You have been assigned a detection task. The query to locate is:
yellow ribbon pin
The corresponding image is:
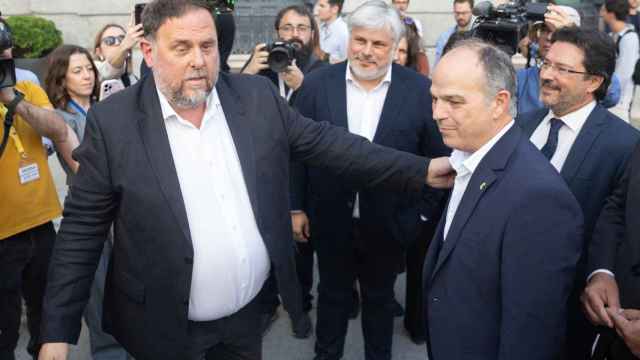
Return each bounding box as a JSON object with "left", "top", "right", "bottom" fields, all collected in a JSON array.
[{"left": 480, "top": 182, "right": 487, "bottom": 191}]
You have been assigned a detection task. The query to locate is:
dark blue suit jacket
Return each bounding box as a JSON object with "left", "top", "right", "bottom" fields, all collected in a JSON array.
[
  {"left": 517, "top": 105, "right": 639, "bottom": 281},
  {"left": 423, "top": 124, "right": 583, "bottom": 360},
  {"left": 292, "top": 62, "right": 449, "bottom": 249}
]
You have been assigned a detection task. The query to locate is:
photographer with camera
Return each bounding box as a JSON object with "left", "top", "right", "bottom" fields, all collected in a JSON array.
[
  {"left": 241, "top": 5, "right": 325, "bottom": 104},
  {"left": 240, "top": 5, "right": 326, "bottom": 339},
  {"left": 0, "top": 17, "right": 77, "bottom": 360}
]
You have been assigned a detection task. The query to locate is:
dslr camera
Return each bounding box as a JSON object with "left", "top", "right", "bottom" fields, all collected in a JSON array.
[
  {"left": 471, "top": 0, "right": 549, "bottom": 55},
  {"left": 0, "top": 15, "right": 16, "bottom": 89},
  {"left": 264, "top": 41, "right": 300, "bottom": 73}
]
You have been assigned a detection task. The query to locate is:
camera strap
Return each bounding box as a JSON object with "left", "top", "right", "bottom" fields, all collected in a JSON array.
[
  {"left": 0, "top": 90, "right": 25, "bottom": 159},
  {"left": 278, "top": 76, "right": 294, "bottom": 102}
]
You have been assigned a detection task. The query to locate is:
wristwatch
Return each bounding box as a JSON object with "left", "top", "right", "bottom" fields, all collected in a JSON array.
[
  {"left": 4, "top": 90, "right": 24, "bottom": 125},
  {"left": 6, "top": 89, "right": 24, "bottom": 111}
]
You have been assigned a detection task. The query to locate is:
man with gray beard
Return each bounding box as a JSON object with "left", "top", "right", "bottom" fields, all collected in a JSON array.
[
  {"left": 292, "top": 1, "right": 449, "bottom": 359},
  {"left": 36, "top": 0, "right": 454, "bottom": 359}
]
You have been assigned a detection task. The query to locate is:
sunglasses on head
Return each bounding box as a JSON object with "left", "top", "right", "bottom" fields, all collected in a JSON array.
[{"left": 102, "top": 35, "right": 125, "bottom": 46}]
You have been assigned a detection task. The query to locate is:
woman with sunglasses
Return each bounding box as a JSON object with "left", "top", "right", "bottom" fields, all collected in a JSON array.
[
  {"left": 44, "top": 44, "right": 134, "bottom": 360},
  {"left": 93, "top": 22, "right": 143, "bottom": 87}
]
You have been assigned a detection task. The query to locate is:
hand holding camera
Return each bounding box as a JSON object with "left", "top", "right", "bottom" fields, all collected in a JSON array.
[
  {"left": 281, "top": 59, "right": 304, "bottom": 91},
  {"left": 242, "top": 43, "right": 270, "bottom": 75},
  {"left": 544, "top": 5, "right": 576, "bottom": 33}
]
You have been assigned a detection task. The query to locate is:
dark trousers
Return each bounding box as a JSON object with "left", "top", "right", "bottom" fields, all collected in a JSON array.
[
  {"left": 260, "top": 240, "right": 314, "bottom": 314},
  {"left": 187, "top": 294, "right": 263, "bottom": 360},
  {"left": 404, "top": 219, "right": 438, "bottom": 340},
  {"left": 295, "top": 240, "right": 314, "bottom": 310},
  {"left": 0, "top": 222, "right": 55, "bottom": 360},
  {"left": 314, "top": 219, "right": 400, "bottom": 360}
]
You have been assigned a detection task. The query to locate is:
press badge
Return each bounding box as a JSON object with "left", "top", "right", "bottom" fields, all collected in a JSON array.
[
  {"left": 19, "top": 161, "right": 40, "bottom": 184},
  {"left": 8, "top": 126, "right": 40, "bottom": 184}
]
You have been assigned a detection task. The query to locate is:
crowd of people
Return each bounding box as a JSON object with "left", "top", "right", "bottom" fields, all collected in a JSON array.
[{"left": 3, "top": 0, "right": 640, "bottom": 360}]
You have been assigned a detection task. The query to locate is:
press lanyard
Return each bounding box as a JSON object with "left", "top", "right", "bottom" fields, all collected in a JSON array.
[
  {"left": 9, "top": 127, "right": 26, "bottom": 157},
  {"left": 278, "top": 76, "right": 293, "bottom": 102},
  {"left": 68, "top": 99, "right": 88, "bottom": 117},
  {"left": 9, "top": 126, "right": 41, "bottom": 184}
]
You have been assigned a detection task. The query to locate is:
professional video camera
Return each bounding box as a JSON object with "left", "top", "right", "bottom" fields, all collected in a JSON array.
[
  {"left": 205, "top": 0, "right": 236, "bottom": 13},
  {"left": 265, "top": 41, "right": 301, "bottom": 73},
  {"left": 471, "top": 0, "right": 549, "bottom": 55},
  {"left": 0, "top": 14, "right": 16, "bottom": 89}
]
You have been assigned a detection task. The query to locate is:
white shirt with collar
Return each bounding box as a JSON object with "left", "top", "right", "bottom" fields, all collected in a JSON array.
[
  {"left": 444, "top": 121, "right": 515, "bottom": 239},
  {"left": 530, "top": 101, "right": 595, "bottom": 172},
  {"left": 157, "top": 86, "right": 270, "bottom": 321},
  {"left": 320, "top": 16, "right": 349, "bottom": 63},
  {"left": 346, "top": 62, "right": 392, "bottom": 218}
]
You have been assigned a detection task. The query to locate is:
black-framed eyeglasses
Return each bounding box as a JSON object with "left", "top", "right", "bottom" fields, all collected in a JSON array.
[
  {"left": 540, "top": 60, "right": 591, "bottom": 76},
  {"left": 278, "top": 24, "right": 311, "bottom": 34},
  {"left": 102, "top": 35, "right": 125, "bottom": 47}
]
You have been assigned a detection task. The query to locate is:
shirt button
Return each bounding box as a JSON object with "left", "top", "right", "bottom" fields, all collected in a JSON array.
[{"left": 432, "top": 297, "right": 440, "bottom": 303}]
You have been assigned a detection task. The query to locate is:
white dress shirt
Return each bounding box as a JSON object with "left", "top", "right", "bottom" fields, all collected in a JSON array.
[
  {"left": 158, "top": 87, "right": 270, "bottom": 321},
  {"left": 346, "top": 63, "right": 392, "bottom": 218},
  {"left": 530, "top": 101, "right": 595, "bottom": 172},
  {"left": 444, "top": 121, "right": 515, "bottom": 240},
  {"left": 320, "top": 16, "right": 349, "bottom": 63}
]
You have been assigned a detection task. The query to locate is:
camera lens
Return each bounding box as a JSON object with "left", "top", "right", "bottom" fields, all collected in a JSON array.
[{"left": 268, "top": 47, "right": 291, "bottom": 73}]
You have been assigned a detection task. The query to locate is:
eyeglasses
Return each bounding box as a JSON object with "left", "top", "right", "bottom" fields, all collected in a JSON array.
[
  {"left": 540, "top": 60, "right": 591, "bottom": 76},
  {"left": 101, "top": 35, "right": 125, "bottom": 47},
  {"left": 278, "top": 24, "right": 311, "bottom": 34}
]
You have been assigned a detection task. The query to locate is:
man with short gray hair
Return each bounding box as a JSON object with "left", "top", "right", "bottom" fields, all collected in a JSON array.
[
  {"left": 293, "top": 1, "right": 449, "bottom": 359},
  {"left": 425, "top": 38, "right": 583, "bottom": 359}
]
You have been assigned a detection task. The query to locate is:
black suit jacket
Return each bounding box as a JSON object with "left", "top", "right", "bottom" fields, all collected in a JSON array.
[
  {"left": 518, "top": 105, "right": 639, "bottom": 282},
  {"left": 291, "top": 62, "right": 449, "bottom": 250},
  {"left": 423, "top": 125, "right": 583, "bottom": 360},
  {"left": 40, "top": 72, "right": 430, "bottom": 359},
  {"left": 590, "top": 143, "right": 640, "bottom": 360}
]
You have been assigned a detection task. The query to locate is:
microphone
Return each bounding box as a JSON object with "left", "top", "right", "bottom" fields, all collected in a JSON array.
[{"left": 472, "top": 1, "right": 494, "bottom": 17}]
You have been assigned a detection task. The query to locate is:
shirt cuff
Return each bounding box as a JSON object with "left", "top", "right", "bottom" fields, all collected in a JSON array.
[
  {"left": 290, "top": 210, "right": 304, "bottom": 214},
  {"left": 587, "top": 269, "right": 615, "bottom": 283}
]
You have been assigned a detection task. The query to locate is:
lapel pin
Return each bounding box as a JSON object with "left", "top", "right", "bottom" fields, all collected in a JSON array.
[{"left": 480, "top": 182, "right": 487, "bottom": 191}]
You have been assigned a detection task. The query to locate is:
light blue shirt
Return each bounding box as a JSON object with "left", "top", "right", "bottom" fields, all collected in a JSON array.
[
  {"left": 320, "top": 16, "right": 349, "bottom": 63},
  {"left": 434, "top": 25, "right": 457, "bottom": 67},
  {"left": 16, "top": 67, "right": 40, "bottom": 86}
]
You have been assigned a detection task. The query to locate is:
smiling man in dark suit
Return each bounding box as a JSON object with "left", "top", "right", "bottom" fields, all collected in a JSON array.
[
  {"left": 425, "top": 38, "right": 583, "bottom": 360},
  {"left": 35, "top": 1, "right": 453, "bottom": 359},
  {"left": 516, "top": 27, "right": 639, "bottom": 358}
]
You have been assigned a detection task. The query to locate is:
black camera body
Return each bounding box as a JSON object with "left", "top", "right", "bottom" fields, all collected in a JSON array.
[
  {"left": 0, "top": 16, "right": 16, "bottom": 89},
  {"left": 205, "top": 0, "right": 236, "bottom": 13},
  {"left": 265, "top": 41, "right": 300, "bottom": 73},
  {"left": 472, "top": 1, "right": 549, "bottom": 55},
  {"left": 0, "top": 21, "right": 16, "bottom": 89}
]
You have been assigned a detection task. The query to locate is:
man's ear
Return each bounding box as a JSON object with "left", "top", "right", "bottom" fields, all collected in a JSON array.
[
  {"left": 492, "top": 89, "right": 512, "bottom": 119},
  {"left": 140, "top": 38, "right": 154, "bottom": 68},
  {"left": 586, "top": 74, "right": 605, "bottom": 98}
]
